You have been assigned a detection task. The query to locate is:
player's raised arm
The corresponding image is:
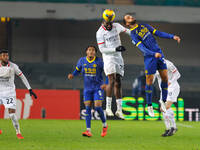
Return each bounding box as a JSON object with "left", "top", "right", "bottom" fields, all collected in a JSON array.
[
  {"left": 115, "top": 23, "right": 131, "bottom": 35},
  {"left": 14, "top": 64, "right": 37, "bottom": 99},
  {"left": 145, "top": 24, "right": 181, "bottom": 43}
]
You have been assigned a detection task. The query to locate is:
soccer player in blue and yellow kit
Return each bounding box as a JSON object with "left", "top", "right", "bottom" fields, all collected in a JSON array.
[
  {"left": 123, "top": 14, "right": 181, "bottom": 117},
  {"left": 68, "top": 45, "right": 108, "bottom": 137}
]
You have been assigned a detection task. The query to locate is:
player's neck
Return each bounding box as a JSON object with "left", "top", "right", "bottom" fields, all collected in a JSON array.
[
  {"left": 1, "top": 61, "right": 8, "bottom": 66},
  {"left": 87, "top": 56, "right": 95, "bottom": 61},
  {"left": 129, "top": 23, "right": 138, "bottom": 29}
]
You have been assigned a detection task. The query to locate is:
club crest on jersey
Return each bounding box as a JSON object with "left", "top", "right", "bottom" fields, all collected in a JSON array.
[{"left": 93, "top": 64, "right": 97, "bottom": 67}]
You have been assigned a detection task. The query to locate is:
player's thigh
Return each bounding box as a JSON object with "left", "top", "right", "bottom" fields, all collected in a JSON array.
[
  {"left": 115, "top": 63, "right": 124, "bottom": 77},
  {"left": 158, "top": 69, "right": 168, "bottom": 82},
  {"left": 158, "top": 58, "right": 168, "bottom": 81},
  {"left": 83, "top": 90, "right": 93, "bottom": 104},
  {"left": 1, "top": 97, "right": 16, "bottom": 110},
  {"left": 104, "top": 62, "right": 117, "bottom": 76},
  {"left": 167, "top": 87, "right": 180, "bottom": 103},
  {"left": 144, "top": 57, "right": 157, "bottom": 75},
  {"left": 94, "top": 89, "right": 104, "bottom": 107}
]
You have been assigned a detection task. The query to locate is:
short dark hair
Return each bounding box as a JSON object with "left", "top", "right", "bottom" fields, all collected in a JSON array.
[
  {"left": 85, "top": 45, "right": 97, "bottom": 53},
  {"left": 0, "top": 49, "right": 8, "bottom": 54}
]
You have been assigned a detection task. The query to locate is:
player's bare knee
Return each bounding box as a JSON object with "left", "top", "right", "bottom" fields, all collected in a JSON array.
[
  {"left": 84, "top": 102, "right": 92, "bottom": 107},
  {"left": 162, "top": 77, "right": 168, "bottom": 83},
  {"left": 94, "top": 101, "right": 102, "bottom": 107},
  {"left": 114, "top": 81, "right": 121, "bottom": 89},
  {"left": 8, "top": 108, "right": 15, "bottom": 114}
]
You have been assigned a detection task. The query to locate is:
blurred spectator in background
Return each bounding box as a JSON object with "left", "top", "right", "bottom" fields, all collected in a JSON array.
[{"left": 132, "top": 70, "right": 157, "bottom": 98}]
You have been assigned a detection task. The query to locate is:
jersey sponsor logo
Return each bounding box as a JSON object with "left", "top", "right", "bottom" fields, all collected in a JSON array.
[
  {"left": 93, "top": 64, "right": 97, "bottom": 67},
  {"left": 84, "top": 68, "right": 96, "bottom": 74},
  {"left": 138, "top": 25, "right": 150, "bottom": 40},
  {"left": 104, "top": 33, "right": 119, "bottom": 43}
]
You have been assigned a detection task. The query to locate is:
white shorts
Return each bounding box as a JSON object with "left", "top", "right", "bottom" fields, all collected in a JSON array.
[
  {"left": 0, "top": 96, "right": 16, "bottom": 109},
  {"left": 103, "top": 56, "right": 124, "bottom": 76},
  {"left": 160, "top": 87, "right": 180, "bottom": 103}
]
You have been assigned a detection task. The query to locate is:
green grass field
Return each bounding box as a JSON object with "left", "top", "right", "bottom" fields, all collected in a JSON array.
[{"left": 0, "top": 119, "right": 199, "bottom": 150}]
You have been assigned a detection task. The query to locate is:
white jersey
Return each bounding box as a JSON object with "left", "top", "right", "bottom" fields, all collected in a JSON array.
[
  {"left": 0, "top": 61, "right": 31, "bottom": 97},
  {"left": 155, "top": 59, "right": 181, "bottom": 89},
  {"left": 96, "top": 23, "right": 130, "bottom": 76}
]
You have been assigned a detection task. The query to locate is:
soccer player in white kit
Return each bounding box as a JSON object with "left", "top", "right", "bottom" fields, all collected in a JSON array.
[
  {"left": 96, "top": 9, "right": 130, "bottom": 119},
  {"left": 0, "top": 49, "right": 37, "bottom": 139},
  {"left": 155, "top": 59, "right": 180, "bottom": 137}
]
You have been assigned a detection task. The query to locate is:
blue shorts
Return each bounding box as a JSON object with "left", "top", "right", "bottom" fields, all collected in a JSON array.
[
  {"left": 144, "top": 56, "right": 167, "bottom": 75},
  {"left": 83, "top": 89, "right": 104, "bottom": 102}
]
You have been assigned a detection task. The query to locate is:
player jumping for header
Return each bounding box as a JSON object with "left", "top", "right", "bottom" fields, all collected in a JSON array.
[
  {"left": 0, "top": 49, "right": 37, "bottom": 139},
  {"left": 123, "top": 14, "right": 181, "bottom": 117},
  {"left": 96, "top": 9, "right": 130, "bottom": 119},
  {"left": 68, "top": 46, "right": 107, "bottom": 137}
]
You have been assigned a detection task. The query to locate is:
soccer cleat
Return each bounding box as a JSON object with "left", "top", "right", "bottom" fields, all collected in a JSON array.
[
  {"left": 82, "top": 130, "right": 92, "bottom": 137},
  {"left": 17, "top": 133, "right": 24, "bottom": 139},
  {"left": 115, "top": 110, "right": 125, "bottom": 119},
  {"left": 106, "top": 109, "right": 114, "bottom": 116},
  {"left": 147, "top": 106, "right": 155, "bottom": 117},
  {"left": 173, "top": 128, "right": 178, "bottom": 134},
  {"left": 0, "top": 129, "right": 2, "bottom": 134},
  {"left": 168, "top": 127, "right": 177, "bottom": 136},
  {"left": 159, "top": 100, "right": 167, "bottom": 113},
  {"left": 101, "top": 125, "right": 108, "bottom": 137},
  {"left": 161, "top": 129, "right": 170, "bottom": 137}
]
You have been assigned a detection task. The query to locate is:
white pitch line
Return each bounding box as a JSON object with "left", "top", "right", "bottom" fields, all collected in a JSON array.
[{"left": 176, "top": 123, "right": 194, "bottom": 128}]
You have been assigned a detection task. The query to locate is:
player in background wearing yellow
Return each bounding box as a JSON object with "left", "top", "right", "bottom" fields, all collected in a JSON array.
[
  {"left": 68, "top": 46, "right": 108, "bottom": 137},
  {"left": 96, "top": 9, "right": 130, "bottom": 119}
]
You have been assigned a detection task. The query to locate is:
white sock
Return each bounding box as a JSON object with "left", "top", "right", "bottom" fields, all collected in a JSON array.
[
  {"left": 168, "top": 108, "right": 177, "bottom": 128},
  {"left": 103, "top": 122, "right": 107, "bottom": 128},
  {"left": 163, "top": 112, "right": 171, "bottom": 130},
  {"left": 87, "top": 128, "right": 91, "bottom": 132},
  {"left": 116, "top": 99, "right": 122, "bottom": 111},
  {"left": 9, "top": 113, "right": 20, "bottom": 134},
  {"left": 106, "top": 97, "right": 112, "bottom": 110}
]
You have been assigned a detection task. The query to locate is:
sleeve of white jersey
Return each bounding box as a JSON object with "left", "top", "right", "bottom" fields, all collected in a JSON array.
[
  {"left": 14, "top": 64, "right": 31, "bottom": 90},
  {"left": 96, "top": 31, "right": 116, "bottom": 54},
  {"left": 167, "top": 60, "right": 181, "bottom": 83},
  {"left": 115, "top": 23, "right": 131, "bottom": 35}
]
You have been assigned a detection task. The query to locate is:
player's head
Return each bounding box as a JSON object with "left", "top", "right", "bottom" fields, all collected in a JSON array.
[
  {"left": 0, "top": 49, "right": 9, "bottom": 64},
  {"left": 85, "top": 45, "right": 97, "bottom": 58},
  {"left": 102, "top": 9, "right": 115, "bottom": 31},
  {"left": 123, "top": 14, "right": 137, "bottom": 28}
]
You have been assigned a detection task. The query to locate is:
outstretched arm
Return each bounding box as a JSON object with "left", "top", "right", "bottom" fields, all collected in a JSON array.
[{"left": 145, "top": 24, "right": 181, "bottom": 43}]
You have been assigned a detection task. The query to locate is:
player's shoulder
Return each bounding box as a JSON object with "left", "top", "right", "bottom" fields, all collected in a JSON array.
[
  {"left": 96, "top": 25, "right": 105, "bottom": 34},
  {"left": 113, "top": 22, "right": 120, "bottom": 26},
  {"left": 9, "top": 61, "right": 18, "bottom": 68},
  {"left": 96, "top": 57, "right": 103, "bottom": 62}
]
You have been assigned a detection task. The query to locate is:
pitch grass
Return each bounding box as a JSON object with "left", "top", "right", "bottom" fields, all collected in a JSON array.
[{"left": 0, "top": 119, "right": 199, "bottom": 150}]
